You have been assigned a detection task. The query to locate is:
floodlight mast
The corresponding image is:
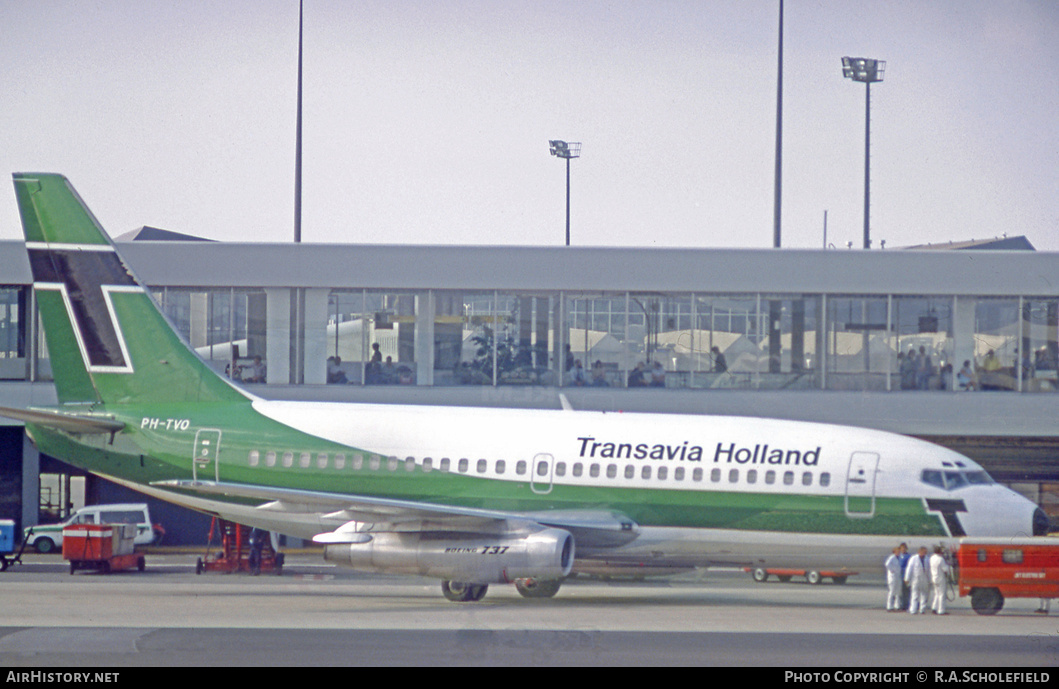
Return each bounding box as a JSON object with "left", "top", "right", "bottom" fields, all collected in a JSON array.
[
  {"left": 549, "top": 140, "right": 581, "bottom": 246},
  {"left": 841, "top": 57, "right": 885, "bottom": 250}
]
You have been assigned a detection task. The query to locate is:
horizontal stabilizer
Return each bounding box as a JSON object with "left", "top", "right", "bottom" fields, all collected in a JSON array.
[{"left": 0, "top": 405, "right": 125, "bottom": 434}]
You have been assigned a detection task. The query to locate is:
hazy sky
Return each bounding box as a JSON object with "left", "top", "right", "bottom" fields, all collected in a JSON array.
[{"left": 1, "top": 0, "right": 1056, "bottom": 251}]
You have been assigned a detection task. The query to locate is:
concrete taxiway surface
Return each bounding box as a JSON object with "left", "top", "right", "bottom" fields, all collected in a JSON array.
[{"left": 0, "top": 552, "right": 1056, "bottom": 666}]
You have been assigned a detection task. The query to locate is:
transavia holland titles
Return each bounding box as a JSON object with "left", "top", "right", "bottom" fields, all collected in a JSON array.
[{"left": 576, "top": 436, "right": 821, "bottom": 465}]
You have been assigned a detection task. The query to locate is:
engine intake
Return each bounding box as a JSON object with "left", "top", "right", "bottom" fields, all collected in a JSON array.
[{"left": 324, "top": 527, "right": 574, "bottom": 584}]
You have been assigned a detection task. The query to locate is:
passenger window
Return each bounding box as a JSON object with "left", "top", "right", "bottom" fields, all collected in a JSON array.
[
  {"left": 624, "top": 465, "right": 635, "bottom": 479},
  {"left": 317, "top": 453, "right": 329, "bottom": 469},
  {"left": 496, "top": 460, "right": 505, "bottom": 474},
  {"left": 299, "top": 452, "right": 311, "bottom": 468},
  {"left": 674, "top": 467, "right": 684, "bottom": 481},
  {"left": 266, "top": 451, "right": 277, "bottom": 467},
  {"left": 765, "top": 470, "right": 775, "bottom": 485},
  {"left": 248, "top": 450, "right": 260, "bottom": 467},
  {"left": 477, "top": 459, "right": 488, "bottom": 474},
  {"left": 335, "top": 454, "right": 346, "bottom": 470},
  {"left": 405, "top": 457, "right": 416, "bottom": 472},
  {"left": 422, "top": 457, "right": 433, "bottom": 472},
  {"left": 536, "top": 460, "right": 549, "bottom": 477},
  {"left": 351, "top": 453, "right": 363, "bottom": 470},
  {"left": 439, "top": 457, "right": 450, "bottom": 472},
  {"left": 458, "top": 458, "right": 469, "bottom": 473},
  {"left": 658, "top": 466, "right": 667, "bottom": 480},
  {"left": 590, "top": 464, "right": 601, "bottom": 478},
  {"left": 369, "top": 455, "right": 381, "bottom": 471},
  {"left": 515, "top": 460, "right": 526, "bottom": 475},
  {"left": 641, "top": 466, "right": 652, "bottom": 480},
  {"left": 572, "top": 463, "right": 583, "bottom": 477},
  {"left": 728, "top": 469, "right": 738, "bottom": 483},
  {"left": 802, "top": 472, "right": 812, "bottom": 486},
  {"left": 606, "top": 464, "right": 617, "bottom": 479},
  {"left": 819, "top": 472, "right": 830, "bottom": 487},
  {"left": 783, "top": 471, "right": 794, "bottom": 485},
  {"left": 555, "top": 462, "right": 566, "bottom": 477},
  {"left": 1002, "top": 549, "right": 1023, "bottom": 564},
  {"left": 386, "top": 456, "right": 398, "bottom": 472},
  {"left": 710, "top": 468, "right": 721, "bottom": 483},
  {"left": 746, "top": 469, "right": 756, "bottom": 484},
  {"left": 692, "top": 468, "right": 703, "bottom": 482},
  {"left": 283, "top": 452, "right": 294, "bottom": 468}
]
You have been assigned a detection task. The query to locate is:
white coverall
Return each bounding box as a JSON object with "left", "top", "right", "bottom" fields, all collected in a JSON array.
[
  {"left": 884, "top": 553, "right": 903, "bottom": 611},
  {"left": 905, "top": 554, "right": 929, "bottom": 614},
  {"left": 929, "top": 552, "right": 951, "bottom": 614}
]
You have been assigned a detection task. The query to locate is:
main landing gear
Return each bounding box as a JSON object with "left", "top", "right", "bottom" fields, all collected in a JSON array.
[{"left": 440, "top": 578, "right": 564, "bottom": 602}]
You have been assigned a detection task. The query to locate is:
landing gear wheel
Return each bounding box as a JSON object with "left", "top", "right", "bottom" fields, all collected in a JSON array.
[
  {"left": 751, "top": 568, "right": 768, "bottom": 583},
  {"left": 515, "top": 578, "right": 563, "bottom": 598},
  {"left": 970, "top": 587, "right": 1004, "bottom": 615},
  {"left": 442, "top": 580, "right": 488, "bottom": 602},
  {"left": 806, "top": 570, "right": 821, "bottom": 585}
]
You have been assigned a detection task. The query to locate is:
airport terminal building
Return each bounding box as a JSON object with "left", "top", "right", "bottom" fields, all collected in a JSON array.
[{"left": 1, "top": 235, "right": 1057, "bottom": 543}]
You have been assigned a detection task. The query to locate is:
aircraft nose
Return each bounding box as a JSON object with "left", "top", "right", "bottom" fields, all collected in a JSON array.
[{"left": 1033, "top": 507, "right": 1051, "bottom": 536}]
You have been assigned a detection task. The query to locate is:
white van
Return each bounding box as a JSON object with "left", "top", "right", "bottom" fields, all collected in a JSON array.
[{"left": 23, "top": 503, "right": 161, "bottom": 553}]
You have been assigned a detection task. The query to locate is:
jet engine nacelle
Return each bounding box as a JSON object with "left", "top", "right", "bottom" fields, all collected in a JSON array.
[{"left": 323, "top": 527, "right": 575, "bottom": 584}]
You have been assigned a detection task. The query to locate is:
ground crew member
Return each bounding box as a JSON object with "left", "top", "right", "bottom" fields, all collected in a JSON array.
[
  {"left": 929, "top": 546, "right": 951, "bottom": 615},
  {"left": 884, "top": 546, "right": 903, "bottom": 611},
  {"left": 905, "top": 546, "right": 930, "bottom": 614}
]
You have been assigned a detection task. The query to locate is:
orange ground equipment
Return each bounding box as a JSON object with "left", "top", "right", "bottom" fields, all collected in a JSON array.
[
  {"left": 196, "top": 518, "right": 284, "bottom": 576},
  {"left": 62, "top": 523, "right": 145, "bottom": 574},
  {"left": 956, "top": 537, "right": 1059, "bottom": 615}
]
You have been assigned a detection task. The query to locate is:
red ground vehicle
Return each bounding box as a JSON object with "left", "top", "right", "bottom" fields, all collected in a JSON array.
[
  {"left": 62, "top": 523, "right": 145, "bottom": 574},
  {"left": 957, "top": 537, "right": 1059, "bottom": 615}
]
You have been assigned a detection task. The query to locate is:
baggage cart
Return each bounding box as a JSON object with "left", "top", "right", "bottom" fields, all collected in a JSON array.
[{"left": 63, "top": 523, "right": 145, "bottom": 574}]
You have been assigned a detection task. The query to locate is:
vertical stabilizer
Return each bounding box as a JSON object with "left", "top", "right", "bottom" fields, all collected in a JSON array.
[{"left": 14, "top": 173, "right": 250, "bottom": 405}]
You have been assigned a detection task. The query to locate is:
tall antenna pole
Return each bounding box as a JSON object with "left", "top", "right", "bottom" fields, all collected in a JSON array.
[
  {"left": 772, "top": 0, "right": 783, "bottom": 248},
  {"left": 294, "top": 0, "right": 303, "bottom": 243}
]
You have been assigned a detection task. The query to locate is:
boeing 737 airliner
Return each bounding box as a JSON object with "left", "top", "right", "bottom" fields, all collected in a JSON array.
[{"left": 1, "top": 173, "right": 1047, "bottom": 601}]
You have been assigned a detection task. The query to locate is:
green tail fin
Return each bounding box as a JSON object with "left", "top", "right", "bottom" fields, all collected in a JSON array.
[{"left": 14, "top": 173, "right": 249, "bottom": 406}]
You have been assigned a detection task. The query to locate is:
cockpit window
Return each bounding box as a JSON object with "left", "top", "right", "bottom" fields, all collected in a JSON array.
[
  {"left": 964, "top": 471, "right": 993, "bottom": 486},
  {"left": 921, "top": 470, "right": 945, "bottom": 490},
  {"left": 920, "top": 468, "right": 993, "bottom": 491}
]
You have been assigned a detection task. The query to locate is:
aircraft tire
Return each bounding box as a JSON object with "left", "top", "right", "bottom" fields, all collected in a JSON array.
[
  {"left": 442, "top": 580, "right": 489, "bottom": 602},
  {"left": 806, "top": 570, "right": 822, "bottom": 585},
  {"left": 970, "top": 587, "right": 1004, "bottom": 615},
  {"left": 515, "top": 578, "right": 563, "bottom": 598},
  {"left": 751, "top": 568, "right": 769, "bottom": 583}
]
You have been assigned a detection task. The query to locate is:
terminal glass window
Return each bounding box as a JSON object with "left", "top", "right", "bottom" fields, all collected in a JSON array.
[
  {"left": 0, "top": 287, "right": 27, "bottom": 380},
  {"left": 1021, "top": 298, "right": 1058, "bottom": 393},
  {"left": 825, "top": 296, "right": 890, "bottom": 391},
  {"left": 157, "top": 288, "right": 266, "bottom": 381},
  {"left": 973, "top": 298, "right": 1019, "bottom": 391},
  {"left": 328, "top": 290, "right": 421, "bottom": 386},
  {"left": 564, "top": 292, "right": 628, "bottom": 388},
  {"left": 892, "top": 296, "right": 953, "bottom": 391},
  {"left": 493, "top": 293, "right": 558, "bottom": 386}
]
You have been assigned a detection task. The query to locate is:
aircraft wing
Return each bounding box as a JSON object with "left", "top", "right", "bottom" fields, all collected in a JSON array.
[
  {"left": 155, "top": 479, "right": 639, "bottom": 548},
  {"left": 0, "top": 405, "right": 125, "bottom": 434}
]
